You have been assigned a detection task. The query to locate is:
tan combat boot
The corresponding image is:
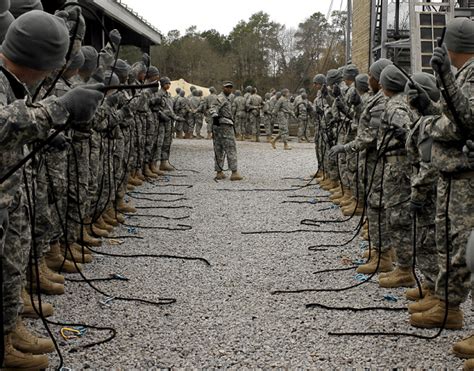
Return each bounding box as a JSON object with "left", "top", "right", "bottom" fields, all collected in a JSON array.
[
  {"left": 11, "top": 319, "right": 54, "bottom": 354},
  {"left": 86, "top": 224, "right": 108, "bottom": 238},
  {"left": 410, "top": 300, "right": 463, "bottom": 329},
  {"left": 95, "top": 216, "right": 114, "bottom": 232},
  {"left": 39, "top": 258, "right": 64, "bottom": 284},
  {"left": 136, "top": 169, "right": 146, "bottom": 181},
  {"left": 266, "top": 136, "right": 273, "bottom": 143},
  {"left": 160, "top": 160, "right": 175, "bottom": 171},
  {"left": 28, "top": 264, "right": 65, "bottom": 295},
  {"left": 454, "top": 335, "right": 474, "bottom": 359},
  {"left": 356, "top": 249, "right": 393, "bottom": 274},
  {"left": 406, "top": 282, "right": 430, "bottom": 301},
  {"left": 408, "top": 292, "right": 441, "bottom": 314},
  {"left": 78, "top": 228, "right": 101, "bottom": 247},
  {"left": 283, "top": 142, "right": 292, "bottom": 150},
  {"left": 215, "top": 171, "right": 226, "bottom": 180},
  {"left": 21, "top": 289, "right": 54, "bottom": 318},
  {"left": 176, "top": 131, "right": 184, "bottom": 139},
  {"left": 117, "top": 197, "right": 137, "bottom": 214},
  {"left": 61, "top": 244, "right": 93, "bottom": 264},
  {"left": 464, "top": 358, "right": 474, "bottom": 371},
  {"left": 143, "top": 163, "right": 158, "bottom": 178},
  {"left": 150, "top": 162, "right": 165, "bottom": 176},
  {"left": 107, "top": 208, "right": 125, "bottom": 224},
  {"left": 3, "top": 333, "right": 49, "bottom": 370},
  {"left": 230, "top": 171, "right": 243, "bottom": 181},
  {"left": 45, "top": 242, "right": 82, "bottom": 273},
  {"left": 378, "top": 266, "right": 415, "bottom": 288},
  {"left": 129, "top": 171, "right": 143, "bottom": 186}
]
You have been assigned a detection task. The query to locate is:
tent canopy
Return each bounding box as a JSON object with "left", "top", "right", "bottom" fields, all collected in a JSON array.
[{"left": 170, "top": 78, "right": 210, "bottom": 97}]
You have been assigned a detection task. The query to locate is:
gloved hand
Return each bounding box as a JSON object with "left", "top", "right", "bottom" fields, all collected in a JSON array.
[
  {"left": 407, "top": 83, "right": 431, "bottom": 114},
  {"left": 463, "top": 139, "right": 474, "bottom": 168},
  {"left": 315, "top": 106, "right": 324, "bottom": 116},
  {"left": 430, "top": 44, "right": 451, "bottom": 76},
  {"left": 109, "top": 29, "right": 121, "bottom": 46},
  {"left": 349, "top": 90, "right": 361, "bottom": 106},
  {"left": 332, "top": 84, "right": 341, "bottom": 97},
  {"left": 142, "top": 53, "right": 151, "bottom": 68},
  {"left": 106, "top": 93, "right": 119, "bottom": 107},
  {"left": 329, "top": 144, "right": 345, "bottom": 159},
  {"left": 55, "top": 6, "right": 85, "bottom": 42},
  {"left": 321, "top": 84, "right": 328, "bottom": 97},
  {"left": 410, "top": 200, "right": 425, "bottom": 213},
  {"left": 158, "top": 111, "right": 171, "bottom": 122},
  {"left": 48, "top": 133, "right": 70, "bottom": 152},
  {"left": 58, "top": 84, "right": 105, "bottom": 123},
  {"left": 391, "top": 126, "right": 407, "bottom": 142},
  {"left": 0, "top": 207, "right": 8, "bottom": 244},
  {"left": 212, "top": 115, "right": 220, "bottom": 126},
  {"left": 335, "top": 98, "right": 345, "bottom": 110}
]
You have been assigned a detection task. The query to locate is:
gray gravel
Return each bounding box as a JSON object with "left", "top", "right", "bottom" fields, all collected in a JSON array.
[{"left": 31, "top": 137, "right": 471, "bottom": 369}]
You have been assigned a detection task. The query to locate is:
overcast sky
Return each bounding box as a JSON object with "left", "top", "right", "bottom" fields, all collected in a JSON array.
[{"left": 121, "top": 0, "right": 340, "bottom": 36}]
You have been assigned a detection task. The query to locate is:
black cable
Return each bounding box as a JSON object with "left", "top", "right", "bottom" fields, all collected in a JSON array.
[
  {"left": 129, "top": 191, "right": 185, "bottom": 196},
  {"left": 127, "top": 195, "right": 188, "bottom": 202},
  {"left": 130, "top": 214, "right": 190, "bottom": 221},
  {"left": 306, "top": 303, "right": 406, "bottom": 312},
  {"left": 121, "top": 223, "right": 192, "bottom": 231}
]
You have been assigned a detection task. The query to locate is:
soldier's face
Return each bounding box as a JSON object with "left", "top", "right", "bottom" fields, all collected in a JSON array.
[
  {"left": 163, "top": 83, "right": 171, "bottom": 91},
  {"left": 223, "top": 86, "right": 233, "bottom": 95},
  {"left": 314, "top": 83, "right": 322, "bottom": 91}
]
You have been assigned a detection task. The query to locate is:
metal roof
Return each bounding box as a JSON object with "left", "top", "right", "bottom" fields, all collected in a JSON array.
[{"left": 88, "top": 0, "right": 162, "bottom": 44}]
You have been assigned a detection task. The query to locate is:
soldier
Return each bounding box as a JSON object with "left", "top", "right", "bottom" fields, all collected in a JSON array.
[
  {"left": 262, "top": 92, "right": 273, "bottom": 142},
  {"left": 174, "top": 89, "right": 188, "bottom": 139},
  {"left": 210, "top": 81, "right": 243, "bottom": 181},
  {"left": 246, "top": 87, "right": 263, "bottom": 142},
  {"left": 204, "top": 86, "right": 218, "bottom": 139},
  {"left": 271, "top": 88, "right": 295, "bottom": 150},
  {"left": 231, "top": 90, "right": 246, "bottom": 141},
  {"left": 0, "top": 10, "right": 103, "bottom": 369},
  {"left": 295, "top": 92, "right": 312, "bottom": 143},
  {"left": 404, "top": 72, "right": 441, "bottom": 306},
  {"left": 143, "top": 65, "right": 161, "bottom": 178},
  {"left": 329, "top": 59, "right": 393, "bottom": 271},
  {"left": 186, "top": 89, "right": 200, "bottom": 139},
  {"left": 410, "top": 17, "right": 474, "bottom": 332},
  {"left": 243, "top": 85, "right": 253, "bottom": 139},
  {"left": 313, "top": 74, "right": 328, "bottom": 179}
]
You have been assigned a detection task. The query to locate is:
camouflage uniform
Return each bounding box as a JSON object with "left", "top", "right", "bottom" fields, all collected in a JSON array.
[
  {"left": 344, "top": 90, "right": 388, "bottom": 250},
  {"left": 246, "top": 93, "right": 263, "bottom": 138},
  {"left": 156, "top": 87, "right": 178, "bottom": 162},
  {"left": 0, "top": 66, "right": 69, "bottom": 332},
  {"left": 426, "top": 57, "right": 474, "bottom": 305},
  {"left": 381, "top": 93, "right": 416, "bottom": 267},
  {"left": 231, "top": 94, "right": 246, "bottom": 137},
  {"left": 210, "top": 92, "right": 238, "bottom": 172},
  {"left": 204, "top": 91, "right": 219, "bottom": 136},
  {"left": 174, "top": 94, "right": 189, "bottom": 135},
  {"left": 262, "top": 96, "right": 272, "bottom": 139},
  {"left": 273, "top": 95, "right": 294, "bottom": 143},
  {"left": 407, "top": 115, "right": 439, "bottom": 290},
  {"left": 296, "top": 98, "right": 312, "bottom": 141},
  {"left": 187, "top": 92, "right": 201, "bottom": 137}
]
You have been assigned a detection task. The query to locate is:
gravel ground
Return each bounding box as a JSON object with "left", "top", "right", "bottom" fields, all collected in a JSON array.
[{"left": 31, "top": 137, "right": 471, "bottom": 369}]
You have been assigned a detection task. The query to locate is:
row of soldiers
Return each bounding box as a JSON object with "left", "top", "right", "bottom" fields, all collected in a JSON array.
[
  {"left": 311, "top": 17, "right": 474, "bottom": 369},
  {"left": 171, "top": 84, "right": 314, "bottom": 147},
  {"left": 0, "top": 3, "right": 190, "bottom": 369}
]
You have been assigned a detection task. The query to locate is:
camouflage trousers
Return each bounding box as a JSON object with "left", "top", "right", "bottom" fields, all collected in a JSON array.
[
  {"left": 345, "top": 152, "right": 359, "bottom": 198},
  {"left": 132, "top": 116, "right": 145, "bottom": 171},
  {"left": 96, "top": 136, "right": 114, "bottom": 215},
  {"left": 276, "top": 113, "right": 289, "bottom": 143},
  {"left": 213, "top": 124, "right": 238, "bottom": 172},
  {"left": 144, "top": 113, "right": 158, "bottom": 163},
  {"left": 264, "top": 114, "right": 273, "bottom": 138},
  {"left": 88, "top": 132, "right": 102, "bottom": 218},
  {"left": 194, "top": 114, "right": 205, "bottom": 137},
  {"left": 160, "top": 120, "right": 173, "bottom": 162},
  {"left": 3, "top": 190, "right": 30, "bottom": 333},
  {"left": 113, "top": 131, "right": 126, "bottom": 197},
  {"left": 184, "top": 114, "right": 195, "bottom": 135},
  {"left": 416, "top": 223, "right": 438, "bottom": 290},
  {"left": 205, "top": 114, "right": 213, "bottom": 134},
  {"left": 66, "top": 139, "right": 90, "bottom": 243},
  {"left": 297, "top": 118, "right": 310, "bottom": 140},
  {"left": 367, "top": 159, "right": 388, "bottom": 252},
  {"left": 248, "top": 111, "right": 260, "bottom": 136},
  {"left": 44, "top": 149, "right": 67, "bottom": 242},
  {"left": 384, "top": 159, "right": 413, "bottom": 267},
  {"left": 434, "top": 176, "right": 474, "bottom": 305},
  {"left": 234, "top": 113, "right": 246, "bottom": 137},
  {"left": 32, "top": 158, "right": 52, "bottom": 258}
]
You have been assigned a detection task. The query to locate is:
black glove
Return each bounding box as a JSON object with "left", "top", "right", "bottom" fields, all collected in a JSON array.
[
  {"left": 142, "top": 53, "right": 151, "bottom": 68},
  {"left": 48, "top": 133, "right": 70, "bottom": 152},
  {"left": 410, "top": 200, "right": 425, "bottom": 213},
  {"left": 321, "top": 84, "right": 328, "bottom": 97},
  {"left": 58, "top": 84, "right": 105, "bottom": 123},
  {"left": 329, "top": 144, "right": 345, "bottom": 159},
  {"left": 391, "top": 127, "right": 407, "bottom": 142},
  {"left": 315, "top": 106, "right": 324, "bottom": 116},
  {"left": 407, "top": 83, "right": 431, "bottom": 114},
  {"left": 0, "top": 207, "right": 8, "bottom": 244},
  {"left": 158, "top": 111, "right": 171, "bottom": 122},
  {"left": 349, "top": 90, "right": 361, "bottom": 106},
  {"left": 106, "top": 93, "right": 119, "bottom": 107},
  {"left": 109, "top": 29, "right": 121, "bottom": 46},
  {"left": 332, "top": 84, "right": 341, "bottom": 97},
  {"left": 212, "top": 115, "right": 220, "bottom": 126},
  {"left": 430, "top": 44, "right": 451, "bottom": 76},
  {"left": 463, "top": 140, "right": 474, "bottom": 168}
]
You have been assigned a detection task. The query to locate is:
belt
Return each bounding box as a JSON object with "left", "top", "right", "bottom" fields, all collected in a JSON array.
[
  {"left": 441, "top": 170, "right": 474, "bottom": 180},
  {"left": 384, "top": 154, "right": 406, "bottom": 164}
]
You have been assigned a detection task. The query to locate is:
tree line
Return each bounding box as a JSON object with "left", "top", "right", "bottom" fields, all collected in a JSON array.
[{"left": 120, "top": 10, "right": 347, "bottom": 96}]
